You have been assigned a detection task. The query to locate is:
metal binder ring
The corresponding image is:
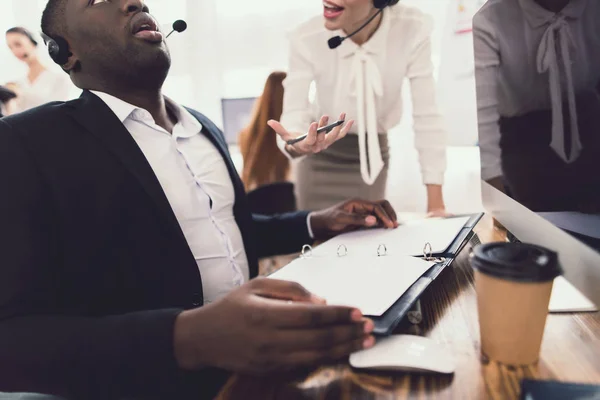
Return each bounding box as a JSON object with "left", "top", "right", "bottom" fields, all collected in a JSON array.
[
  {"left": 337, "top": 244, "right": 348, "bottom": 257},
  {"left": 301, "top": 244, "right": 313, "bottom": 258},
  {"left": 423, "top": 242, "right": 433, "bottom": 261},
  {"left": 377, "top": 244, "right": 388, "bottom": 257}
]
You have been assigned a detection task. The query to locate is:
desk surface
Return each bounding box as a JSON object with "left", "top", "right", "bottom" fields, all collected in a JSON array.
[{"left": 217, "top": 215, "right": 600, "bottom": 400}]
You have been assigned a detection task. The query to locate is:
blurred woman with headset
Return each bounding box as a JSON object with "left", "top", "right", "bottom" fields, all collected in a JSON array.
[
  {"left": 3, "top": 27, "right": 72, "bottom": 115},
  {"left": 269, "top": 0, "right": 448, "bottom": 214}
]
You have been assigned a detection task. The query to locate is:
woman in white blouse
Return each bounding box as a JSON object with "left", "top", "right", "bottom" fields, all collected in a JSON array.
[
  {"left": 474, "top": 0, "right": 600, "bottom": 212},
  {"left": 268, "top": 0, "right": 447, "bottom": 212},
  {"left": 4, "top": 27, "right": 73, "bottom": 115}
]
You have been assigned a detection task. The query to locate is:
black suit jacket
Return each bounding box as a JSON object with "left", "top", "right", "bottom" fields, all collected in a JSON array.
[{"left": 0, "top": 91, "right": 311, "bottom": 399}]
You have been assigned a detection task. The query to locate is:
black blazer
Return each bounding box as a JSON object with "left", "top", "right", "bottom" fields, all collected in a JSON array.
[{"left": 0, "top": 91, "right": 311, "bottom": 399}]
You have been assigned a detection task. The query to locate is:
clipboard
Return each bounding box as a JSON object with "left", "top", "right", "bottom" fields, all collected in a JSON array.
[
  {"left": 271, "top": 213, "right": 484, "bottom": 336},
  {"left": 371, "top": 213, "right": 483, "bottom": 335}
]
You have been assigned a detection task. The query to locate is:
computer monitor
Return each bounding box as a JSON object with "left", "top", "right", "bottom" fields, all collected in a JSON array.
[
  {"left": 221, "top": 97, "right": 257, "bottom": 145},
  {"left": 473, "top": 1, "right": 600, "bottom": 305}
]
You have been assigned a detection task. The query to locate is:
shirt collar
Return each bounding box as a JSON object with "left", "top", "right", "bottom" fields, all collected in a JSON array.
[
  {"left": 90, "top": 90, "right": 202, "bottom": 138},
  {"left": 518, "top": 0, "right": 589, "bottom": 28},
  {"left": 335, "top": 8, "right": 391, "bottom": 59}
]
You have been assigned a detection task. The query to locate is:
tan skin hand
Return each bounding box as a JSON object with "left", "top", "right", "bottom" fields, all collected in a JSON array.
[
  {"left": 426, "top": 184, "right": 451, "bottom": 218},
  {"left": 174, "top": 279, "right": 376, "bottom": 375},
  {"left": 268, "top": 113, "right": 355, "bottom": 158}
]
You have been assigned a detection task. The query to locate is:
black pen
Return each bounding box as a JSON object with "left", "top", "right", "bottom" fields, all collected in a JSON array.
[{"left": 286, "top": 119, "right": 345, "bottom": 145}]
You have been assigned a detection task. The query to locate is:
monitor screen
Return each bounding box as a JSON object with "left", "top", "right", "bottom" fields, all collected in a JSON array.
[
  {"left": 473, "top": 0, "right": 600, "bottom": 253},
  {"left": 221, "top": 97, "right": 257, "bottom": 145}
]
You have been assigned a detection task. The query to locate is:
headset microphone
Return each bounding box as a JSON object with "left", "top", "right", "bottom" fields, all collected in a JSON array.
[
  {"left": 327, "top": 0, "right": 399, "bottom": 50},
  {"left": 166, "top": 20, "right": 188, "bottom": 38},
  {"left": 328, "top": 8, "right": 383, "bottom": 49}
]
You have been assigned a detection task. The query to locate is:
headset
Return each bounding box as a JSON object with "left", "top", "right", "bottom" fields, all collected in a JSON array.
[
  {"left": 328, "top": 0, "right": 401, "bottom": 49},
  {"left": 40, "top": 32, "right": 71, "bottom": 66},
  {"left": 39, "top": 19, "right": 187, "bottom": 67},
  {"left": 373, "top": 0, "right": 400, "bottom": 9}
]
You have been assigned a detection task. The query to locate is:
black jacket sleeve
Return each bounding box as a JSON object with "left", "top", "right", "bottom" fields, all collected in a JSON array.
[
  {"left": 0, "top": 120, "right": 190, "bottom": 399},
  {"left": 252, "top": 211, "right": 312, "bottom": 258}
]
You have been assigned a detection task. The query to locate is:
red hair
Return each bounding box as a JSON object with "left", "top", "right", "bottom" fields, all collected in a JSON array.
[{"left": 239, "top": 72, "right": 290, "bottom": 191}]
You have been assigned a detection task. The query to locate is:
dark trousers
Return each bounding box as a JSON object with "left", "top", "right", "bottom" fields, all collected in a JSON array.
[{"left": 499, "top": 90, "right": 600, "bottom": 213}]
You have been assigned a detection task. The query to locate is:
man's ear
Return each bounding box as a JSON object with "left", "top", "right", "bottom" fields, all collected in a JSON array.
[
  {"left": 61, "top": 38, "right": 82, "bottom": 73},
  {"left": 62, "top": 52, "right": 80, "bottom": 73}
]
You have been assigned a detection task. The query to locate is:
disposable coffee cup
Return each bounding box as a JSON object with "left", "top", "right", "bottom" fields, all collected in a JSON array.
[{"left": 471, "top": 242, "right": 562, "bottom": 366}]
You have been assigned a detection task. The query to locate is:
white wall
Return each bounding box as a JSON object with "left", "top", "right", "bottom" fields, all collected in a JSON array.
[
  {"left": 0, "top": 0, "right": 485, "bottom": 213},
  {"left": 2, "top": 0, "right": 468, "bottom": 128}
]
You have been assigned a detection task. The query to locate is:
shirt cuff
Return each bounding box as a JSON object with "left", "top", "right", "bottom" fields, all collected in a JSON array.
[
  {"left": 422, "top": 171, "right": 445, "bottom": 186},
  {"left": 306, "top": 212, "right": 315, "bottom": 239}
]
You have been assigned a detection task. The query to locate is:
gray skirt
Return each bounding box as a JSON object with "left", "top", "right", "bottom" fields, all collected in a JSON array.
[{"left": 295, "top": 134, "right": 390, "bottom": 210}]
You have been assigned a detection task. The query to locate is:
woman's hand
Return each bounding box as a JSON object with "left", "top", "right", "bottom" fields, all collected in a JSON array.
[
  {"left": 268, "top": 113, "right": 354, "bottom": 158},
  {"left": 426, "top": 184, "right": 452, "bottom": 218},
  {"left": 4, "top": 82, "right": 20, "bottom": 98}
]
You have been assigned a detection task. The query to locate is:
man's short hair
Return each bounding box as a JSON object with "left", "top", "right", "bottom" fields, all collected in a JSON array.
[{"left": 41, "top": 0, "right": 67, "bottom": 39}]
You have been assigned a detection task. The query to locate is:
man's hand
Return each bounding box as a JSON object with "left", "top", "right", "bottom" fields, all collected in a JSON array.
[
  {"left": 268, "top": 114, "right": 355, "bottom": 158},
  {"left": 309, "top": 199, "right": 399, "bottom": 240},
  {"left": 173, "top": 279, "right": 375, "bottom": 375}
]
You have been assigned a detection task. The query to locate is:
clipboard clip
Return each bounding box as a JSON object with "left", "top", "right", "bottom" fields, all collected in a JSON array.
[
  {"left": 301, "top": 244, "right": 350, "bottom": 258},
  {"left": 423, "top": 242, "right": 447, "bottom": 264},
  {"left": 301, "top": 245, "right": 313, "bottom": 258}
]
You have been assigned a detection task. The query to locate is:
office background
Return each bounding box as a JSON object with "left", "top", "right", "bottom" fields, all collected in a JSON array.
[{"left": 0, "top": 0, "right": 485, "bottom": 213}]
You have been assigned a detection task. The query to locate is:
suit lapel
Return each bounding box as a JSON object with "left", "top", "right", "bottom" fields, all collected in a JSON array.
[
  {"left": 67, "top": 91, "right": 183, "bottom": 233},
  {"left": 185, "top": 109, "right": 245, "bottom": 201},
  {"left": 66, "top": 91, "right": 258, "bottom": 278}
]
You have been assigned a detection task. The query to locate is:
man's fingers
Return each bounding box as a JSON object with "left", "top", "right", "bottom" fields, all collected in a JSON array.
[
  {"left": 347, "top": 201, "right": 395, "bottom": 229},
  {"left": 335, "top": 211, "right": 373, "bottom": 228},
  {"left": 250, "top": 279, "right": 325, "bottom": 304},
  {"left": 267, "top": 120, "right": 293, "bottom": 142},
  {"left": 274, "top": 319, "right": 373, "bottom": 351},
  {"left": 256, "top": 300, "right": 363, "bottom": 328},
  {"left": 378, "top": 200, "right": 398, "bottom": 225},
  {"left": 283, "top": 336, "right": 376, "bottom": 367}
]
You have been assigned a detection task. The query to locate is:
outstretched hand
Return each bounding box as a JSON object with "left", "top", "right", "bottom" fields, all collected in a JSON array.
[{"left": 268, "top": 114, "right": 355, "bottom": 157}]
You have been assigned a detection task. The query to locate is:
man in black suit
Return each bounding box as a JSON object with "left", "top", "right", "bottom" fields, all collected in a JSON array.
[{"left": 0, "top": 1, "right": 399, "bottom": 399}]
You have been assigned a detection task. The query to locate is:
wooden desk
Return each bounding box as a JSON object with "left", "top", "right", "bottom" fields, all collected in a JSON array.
[{"left": 218, "top": 215, "right": 600, "bottom": 400}]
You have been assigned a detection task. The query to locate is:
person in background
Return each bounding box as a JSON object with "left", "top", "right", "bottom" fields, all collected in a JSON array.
[
  {"left": 239, "top": 71, "right": 290, "bottom": 191},
  {"left": 0, "top": 0, "right": 400, "bottom": 398},
  {"left": 4, "top": 27, "right": 73, "bottom": 114},
  {"left": 268, "top": 0, "right": 448, "bottom": 215},
  {"left": 474, "top": 0, "right": 600, "bottom": 212}
]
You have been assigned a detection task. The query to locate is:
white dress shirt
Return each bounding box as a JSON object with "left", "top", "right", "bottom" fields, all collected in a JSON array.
[
  {"left": 474, "top": 0, "right": 600, "bottom": 180},
  {"left": 91, "top": 91, "right": 250, "bottom": 304},
  {"left": 14, "top": 69, "right": 72, "bottom": 113},
  {"left": 279, "top": 5, "right": 447, "bottom": 185}
]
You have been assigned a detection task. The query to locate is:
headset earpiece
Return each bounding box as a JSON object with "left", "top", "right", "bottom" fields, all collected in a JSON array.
[
  {"left": 373, "top": 0, "right": 400, "bottom": 9},
  {"left": 40, "top": 32, "right": 71, "bottom": 66}
]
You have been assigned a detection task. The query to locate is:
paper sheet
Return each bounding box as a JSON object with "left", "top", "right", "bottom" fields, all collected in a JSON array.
[
  {"left": 313, "top": 216, "right": 471, "bottom": 258},
  {"left": 269, "top": 255, "right": 435, "bottom": 316},
  {"left": 549, "top": 276, "right": 598, "bottom": 313}
]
